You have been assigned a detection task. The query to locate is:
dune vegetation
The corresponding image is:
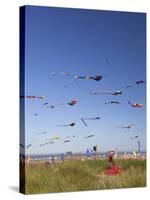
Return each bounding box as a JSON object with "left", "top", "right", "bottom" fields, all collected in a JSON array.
[{"left": 23, "top": 159, "right": 146, "bottom": 194}]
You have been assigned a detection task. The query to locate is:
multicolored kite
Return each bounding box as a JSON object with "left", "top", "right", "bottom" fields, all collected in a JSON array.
[
  {"left": 20, "top": 95, "right": 45, "bottom": 99},
  {"left": 128, "top": 100, "right": 143, "bottom": 108}
]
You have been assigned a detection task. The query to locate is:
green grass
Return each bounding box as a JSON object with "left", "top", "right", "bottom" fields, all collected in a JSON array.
[{"left": 23, "top": 159, "right": 146, "bottom": 194}]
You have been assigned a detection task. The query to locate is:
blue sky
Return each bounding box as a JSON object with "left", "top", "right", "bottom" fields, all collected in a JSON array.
[{"left": 21, "top": 6, "right": 146, "bottom": 155}]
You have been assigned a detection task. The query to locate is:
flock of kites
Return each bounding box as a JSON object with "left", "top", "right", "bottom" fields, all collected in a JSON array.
[{"left": 20, "top": 67, "right": 145, "bottom": 152}]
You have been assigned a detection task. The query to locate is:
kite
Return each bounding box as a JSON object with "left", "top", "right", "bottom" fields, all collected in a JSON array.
[
  {"left": 136, "top": 80, "right": 146, "bottom": 85},
  {"left": 51, "top": 72, "right": 103, "bottom": 82},
  {"left": 40, "top": 141, "right": 54, "bottom": 146},
  {"left": 86, "top": 148, "right": 94, "bottom": 157},
  {"left": 112, "top": 91, "right": 122, "bottom": 96},
  {"left": 130, "top": 136, "right": 141, "bottom": 153},
  {"left": 82, "top": 117, "right": 100, "bottom": 120},
  {"left": 81, "top": 118, "right": 88, "bottom": 127},
  {"left": 138, "top": 139, "right": 141, "bottom": 153},
  {"left": 93, "top": 145, "right": 98, "bottom": 153},
  {"left": 43, "top": 102, "right": 49, "bottom": 106},
  {"left": 42, "top": 102, "right": 50, "bottom": 108},
  {"left": 104, "top": 165, "right": 122, "bottom": 176},
  {"left": 105, "top": 101, "right": 120, "bottom": 104},
  {"left": 89, "top": 90, "right": 122, "bottom": 96},
  {"left": 49, "top": 141, "right": 54, "bottom": 144},
  {"left": 56, "top": 122, "right": 75, "bottom": 127},
  {"left": 48, "top": 136, "right": 60, "bottom": 141},
  {"left": 20, "top": 144, "right": 24, "bottom": 148},
  {"left": 34, "top": 113, "right": 38, "bottom": 116},
  {"left": 106, "top": 150, "right": 115, "bottom": 157},
  {"left": 64, "top": 140, "right": 71, "bottom": 143},
  {"left": 47, "top": 99, "right": 77, "bottom": 109},
  {"left": 67, "top": 99, "right": 77, "bottom": 106},
  {"left": 132, "top": 150, "right": 137, "bottom": 157},
  {"left": 20, "top": 143, "right": 32, "bottom": 148},
  {"left": 128, "top": 100, "right": 143, "bottom": 108},
  {"left": 81, "top": 117, "right": 100, "bottom": 127},
  {"left": 85, "top": 134, "right": 95, "bottom": 139},
  {"left": 75, "top": 75, "right": 103, "bottom": 81},
  {"left": 20, "top": 95, "right": 45, "bottom": 99},
  {"left": 116, "top": 124, "right": 135, "bottom": 129},
  {"left": 26, "top": 144, "right": 32, "bottom": 148},
  {"left": 126, "top": 84, "right": 132, "bottom": 88}
]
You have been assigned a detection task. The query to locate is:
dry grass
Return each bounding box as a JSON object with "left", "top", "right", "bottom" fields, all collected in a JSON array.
[{"left": 23, "top": 159, "right": 146, "bottom": 194}]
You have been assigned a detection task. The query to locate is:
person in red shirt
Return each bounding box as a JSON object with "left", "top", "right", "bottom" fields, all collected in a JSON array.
[{"left": 106, "top": 150, "right": 115, "bottom": 168}]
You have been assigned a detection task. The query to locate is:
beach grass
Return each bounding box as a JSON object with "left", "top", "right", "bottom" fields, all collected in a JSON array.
[{"left": 23, "top": 159, "right": 146, "bottom": 194}]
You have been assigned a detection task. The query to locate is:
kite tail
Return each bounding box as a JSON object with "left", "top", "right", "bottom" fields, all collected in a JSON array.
[{"left": 81, "top": 118, "right": 88, "bottom": 127}]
